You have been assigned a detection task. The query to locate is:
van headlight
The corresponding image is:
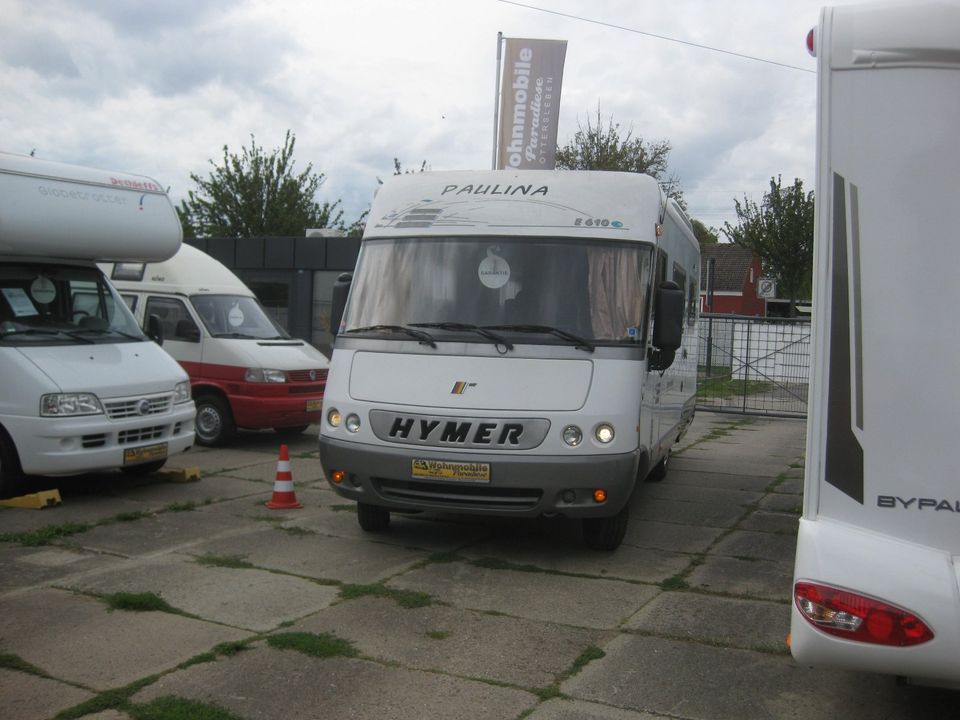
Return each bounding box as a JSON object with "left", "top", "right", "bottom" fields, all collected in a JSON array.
[
  {"left": 245, "top": 368, "right": 287, "bottom": 383},
  {"left": 594, "top": 423, "right": 615, "bottom": 444},
  {"left": 41, "top": 393, "right": 103, "bottom": 417},
  {"left": 174, "top": 381, "right": 191, "bottom": 403}
]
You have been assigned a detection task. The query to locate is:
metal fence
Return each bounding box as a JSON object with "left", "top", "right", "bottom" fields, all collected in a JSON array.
[{"left": 696, "top": 314, "right": 811, "bottom": 417}]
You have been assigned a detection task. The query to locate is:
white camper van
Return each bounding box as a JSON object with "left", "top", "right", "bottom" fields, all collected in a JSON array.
[
  {"left": 102, "top": 244, "right": 329, "bottom": 446},
  {"left": 0, "top": 151, "right": 195, "bottom": 497},
  {"left": 318, "top": 170, "right": 699, "bottom": 550},
  {"left": 790, "top": 2, "right": 960, "bottom": 686}
]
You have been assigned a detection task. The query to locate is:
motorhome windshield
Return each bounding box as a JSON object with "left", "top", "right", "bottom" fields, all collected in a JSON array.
[
  {"left": 190, "top": 294, "right": 290, "bottom": 339},
  {"left": 0, "top": 262, "right": 145, "bottom": 346},
  {"left": 343, "top": 236, "right": 654, "bottom": 344}
]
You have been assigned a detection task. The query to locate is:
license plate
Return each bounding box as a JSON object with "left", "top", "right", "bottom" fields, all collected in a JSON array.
[
  {"left": 305, "top": 399, "right": 323, "bottom": 412},
  {"left": 123, "top": 442, "right": 168, "bottom": 465},
  {"left": 411, "top": 459, "right": 490, "bottom": 483}
]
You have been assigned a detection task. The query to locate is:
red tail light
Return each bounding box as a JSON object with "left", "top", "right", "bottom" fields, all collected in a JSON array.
[
  {"left": 795, "top": 582, "right": 933, "bottom": 647},
  {"left": 806, "top": 28, "right": 816, "bottom": 57}
]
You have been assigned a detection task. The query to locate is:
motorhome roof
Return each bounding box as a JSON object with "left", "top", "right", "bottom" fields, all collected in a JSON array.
[
  {"left": 107, "top": 244, "right": 252, "bottom": 297},
  {"left": 363, "top": 170, "right": 667, "bottom": 241}
]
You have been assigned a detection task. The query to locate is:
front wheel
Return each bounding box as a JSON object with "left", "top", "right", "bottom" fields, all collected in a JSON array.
[
  {"left": 582, "top": 504, "right": 629, "bottom": 551},
  {"left": 646, "top": 448, "right": 670, "bottom": 483},
  {"left": 195, "top": 395, "right": 236, "bottom": 446},
  {"left": 357, "top": 502, "right": 391, "bottom": 532},
  {"left": 0, "top": 430, "right": 25, "bottom": 499}
]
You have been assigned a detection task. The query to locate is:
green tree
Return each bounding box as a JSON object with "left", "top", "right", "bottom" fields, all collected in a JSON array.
[
  {"left": 691, "top": 218, "right": 719, "bottom": 244},
  {"left": 177, "top": 130, "right": 342, "bottom": 238},
  {"left": 722, "top": 176, "right": 814, "bottom": 315},
  {"left": 556, "top": 106, "right": 684, "bottom": 207}
]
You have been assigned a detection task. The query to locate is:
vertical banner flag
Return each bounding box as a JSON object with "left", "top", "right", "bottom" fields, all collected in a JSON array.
[{"left": 497, "top": 37, "right": 567, "bottom": 170}]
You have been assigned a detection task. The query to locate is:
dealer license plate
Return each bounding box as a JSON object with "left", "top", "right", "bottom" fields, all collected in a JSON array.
[
  {"left": 123, "top": 442, "right": 168, "bottom": 465},
  {"left": 411, "top": 459, "right": 490, "bottom": 483},
  {"left": 305, "top": 399, "right": 323, "bottom": 412}
]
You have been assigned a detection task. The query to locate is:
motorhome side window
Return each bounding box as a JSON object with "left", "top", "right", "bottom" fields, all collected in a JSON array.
[
  {"left": 343, "top": 236, "right": 654, "bottom": 344},
  {"left": 0, "top": 263, "right": 143, "bottom": 344},
  {"left": 145, "top": 297, "right": 198, "bottom": 342}
]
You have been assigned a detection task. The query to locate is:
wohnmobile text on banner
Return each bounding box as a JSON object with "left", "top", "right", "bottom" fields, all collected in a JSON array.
[{"left": 497, "top": 37, "right": 567, "bottom": 170}]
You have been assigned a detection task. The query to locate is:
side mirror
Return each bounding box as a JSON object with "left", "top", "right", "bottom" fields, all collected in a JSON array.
[
  {"left": 175, "top": 319, "right": 201, "bottom": 343},
  {"left": 146, "top": 314, "right": 164, "bottom": 345},
  {"left": 330, "top": 272, "right": 353, "bottom": 335},
  {"left": 650, "top": 281, "right": 684, "bottom": 371}
]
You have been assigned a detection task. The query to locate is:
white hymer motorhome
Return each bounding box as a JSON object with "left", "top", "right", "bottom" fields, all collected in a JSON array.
[
  {"left": 102, "top": 244, "right": 329, "bottom": 446},
  {"left": 0, "top": 151, "right": 195, "bottom": 498},
  {"left": 319, "top": 170, "right": 699, "bottom": 550},
  {"left": 791, "top": 2, "right": 960, "bottom": 686}
]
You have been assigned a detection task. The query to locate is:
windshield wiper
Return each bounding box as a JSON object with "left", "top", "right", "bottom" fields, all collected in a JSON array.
[
  {"left": 409, "top": 322, "right": 514, "bottom": 351},
  {"left": 0, "top": 327, "right": 95, "bottom": 344},
  {"left": 344, "top": 324, "right": 437, "bottom": 348},
  {"left": 73, "top": 327, "right": 144, "bottom": 341},
  {"left": 482, "top": 324, "right": 595, "bottom": 353},
  {"left": 212, "top": 332, "right": 259, "bottom": 339}
]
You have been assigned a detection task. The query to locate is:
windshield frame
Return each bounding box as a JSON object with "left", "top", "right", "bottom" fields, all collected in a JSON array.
[
  {"left": 341, "top": 235, "right": 655, "bottom": 348},
  {"left": 188, "top": 293, "right": 291, "bottom": 340}
]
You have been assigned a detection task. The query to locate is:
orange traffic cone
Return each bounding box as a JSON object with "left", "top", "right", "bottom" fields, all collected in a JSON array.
[{"left": 265, "top": 444, "right": 302, "bottom": 509}]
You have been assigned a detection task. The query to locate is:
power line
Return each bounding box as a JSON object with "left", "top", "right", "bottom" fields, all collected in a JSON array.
[{"left": 497, "top": 0, "right": 815, "bottom": 74}]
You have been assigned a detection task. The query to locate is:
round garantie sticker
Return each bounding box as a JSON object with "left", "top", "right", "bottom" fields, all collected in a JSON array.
[
  {"left": 228, "top": 304, "right": 245, "bottom": 327},
  {"left": 30, "top": 276, "right": 57, "bottom": 304},
  {"left": 478, "top": 248, "right": 510, "bottom": 289}
]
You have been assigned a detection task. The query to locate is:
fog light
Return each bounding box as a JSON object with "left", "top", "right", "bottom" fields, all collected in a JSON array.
[
  {"left": 594, "top": 423, "right": 615, "bottom": 444},
  {"left": 593, "top": 489, "right": 607, "bottom": 503},
  {"left": 331, "top": 470, "right": 345, "bottom": 484},
  {"left": 345, "top": 414, "right": 361, "bottom": 433},
  {"left": 561, "top": 490, "right": 576, "bottom": 503},
  {"left": 562, "top": 425, "right": 582, "bottom": 446},
  {"left": 327, "top": 408, "right": 341, "bottom": 427}
]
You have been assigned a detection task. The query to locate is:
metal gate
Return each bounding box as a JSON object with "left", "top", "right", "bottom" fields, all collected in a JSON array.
[{"left": 696, "top": 314, "right": 811, "bottom": 417}]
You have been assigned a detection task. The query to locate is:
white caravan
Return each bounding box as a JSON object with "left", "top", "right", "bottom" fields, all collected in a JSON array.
[
  {"left": 319, "top": 170, "right": 699, "bottom": 550},
  {"left": 791, "top": 2, "right": 960, "bottom": 686},
  {"left": 0, "top": 152, "right": 195, "bottom": 497},
  {"left": 102, "top": 244, "right": 329, "bottom": 446}
]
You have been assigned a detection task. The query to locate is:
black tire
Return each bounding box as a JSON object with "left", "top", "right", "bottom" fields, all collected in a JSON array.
[
  {"left": 646, "top": 448, "right": 670, "bottom": 483},
  {"left": 582, "top": 504, "right": 629, "bottom": 551},
  {"left": 274, "top": 425, "right": 309, "bottom": 438},
  {"left": 357, "top": 502, "right": 391, "bottom": 532},
  {"left": 194, "top": 394, "right": 236, "bottom": 446},
  {"left": 120, "top": 459, "right": 167, "bottom": 476},
  {"left": 0, "top": 429, "right": 25, "bottom": 500}
]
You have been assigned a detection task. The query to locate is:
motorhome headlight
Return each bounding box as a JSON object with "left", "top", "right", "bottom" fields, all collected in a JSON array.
[
  {"left": 594, "top": 423, "right": 615, "bottom": 444},
  {"left": 173, "top": 381, "right": 191, "bottom": 403},
  {"left": 345, "top": 414, "right": 361, "bottom": 433},
  {"left": 40, "top": 393, "right": 103, "bottom": 417},
  {"left": 327, "top": 408, "right": 342, "bottom": 427},
  {"left": 244, "top": 368, "right": 287, "bottom": 383},
  {"left": 562, "top": 425, "right": 583, "bottom": 447}
]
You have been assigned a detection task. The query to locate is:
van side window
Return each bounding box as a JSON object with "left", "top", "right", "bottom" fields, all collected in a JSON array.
[{"left": 145, "top": 297, "right": 198, "bottom": 342}]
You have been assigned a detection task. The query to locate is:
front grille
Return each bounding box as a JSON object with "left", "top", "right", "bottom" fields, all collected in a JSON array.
[
  {"left": 82, "top": 434, "right": 106, "bottom": 448},
  {"left": 118, "top": 425, "right": 165, "bottom": 444},
  {"left": 104, "top": 394, "right": 173, "bottom": 420},
  {"left": 287, "top": 369, "right": 328, "bottom": 383},
  {"left": 375, "top": 478, "right": 542, "bottom": 511}
]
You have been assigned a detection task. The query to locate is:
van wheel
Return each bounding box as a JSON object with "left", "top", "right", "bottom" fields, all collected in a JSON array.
[
  {"left": 195, "top": 395, "right": 236, "bottom": 446},
  {"left": 582, "top": 504, "right": 629, "bottom": 551},
  {"left": 120, "top": 459, "right": 167, "bottom": 476},
  {"left": 357, "top": 502, "right": 390, "bottom": 531},
  {"left": 646, "top": 449, "right": 670, "bottom": 483},
  {"left": 274, "top": 425, "right": 309, "bottom": 438},
  {"left": 0, "top": 430, "right": 25, "bottom": 500}
]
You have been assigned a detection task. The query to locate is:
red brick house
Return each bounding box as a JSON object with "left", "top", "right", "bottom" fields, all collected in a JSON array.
[{"left": 698, "top": 243, "right": 765, "bottom": 316}]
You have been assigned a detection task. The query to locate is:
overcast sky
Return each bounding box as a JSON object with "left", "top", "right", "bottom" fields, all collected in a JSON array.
[{"left": 1, "top": 0, "right": 861, "bottom": 233}]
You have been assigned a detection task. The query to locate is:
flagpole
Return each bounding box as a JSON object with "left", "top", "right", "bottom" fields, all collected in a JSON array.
[{"left": 492, "top": 32, "right": 503, "bottom": 170}]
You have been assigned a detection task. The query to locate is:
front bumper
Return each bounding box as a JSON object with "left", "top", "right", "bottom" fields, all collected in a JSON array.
[{"left": 319, "top": 435, "right": 639, "bottom": 518}]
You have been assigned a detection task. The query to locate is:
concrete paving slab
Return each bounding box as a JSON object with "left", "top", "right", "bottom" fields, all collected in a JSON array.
[
  {"left": 64, "top": 553, "right": 340, "bottom": 632},
  {"left": 224, "top": 455, "right": 325, "bottom": 484},
  {"left": 709, "top": 529, "right": 797, "bottom": 563},
  {"left": 759, "top": 493, "right": 803, "bottom": 514},
  {"left": 101, "top": 474, "right": 267, "bottom": 508},
  {"left": 389, "top": 561, "right": 659, "bottom": 629},
  {"left": 0, "top": 543, "right": 123, "bottom": 596},
  {"left": 633, "top": 496, "right": 747, "bottom": 528},
  {"left": 294, "top": 595, "right": 609, "bottom": 688},
  {"left": 738, "top": 510, "right": 799, "bottom": 535},
  {"left": 622, "top": 520, "right": 724, "bottom": 554},
  {"left": 670, "top": 455, "right": 790, "bottom": 477},
  {"left": 529, "top": 698, "right": 666, "bottom": 719},
  {"left": 623, "top": 591, "right": 790, "bottom": 652},
  {"left": 0, "top": 587, "right": 248, "bottom": 690},
  {"left": 132, "top": 646, "right": 537, "bottom": 720},
  {"left": 0, "top": 494, "right": 151, "bottom": 535},
  {"left": 637, "top": 482, "right": 763, "bottom": 507},
  {"left": 686, "top": 556, "right": 794, "bottom": 601},
  {"left": 663, "top": 470, "right": 772, "bottom": 492},
  {"left": 0, "top": 668, "right": 94, "bottom": 720},
  {"left": 191, "top": 523, "right": 428, "bottom": 584},
  {"left": 775, "top": 476, "right": 804, "bottom": 494},
  {"left": 563, "top": 634, "right": 957, "bottom": 720},
  {"left": 162, "top": 447, "right": 280, "bottom": 476}
]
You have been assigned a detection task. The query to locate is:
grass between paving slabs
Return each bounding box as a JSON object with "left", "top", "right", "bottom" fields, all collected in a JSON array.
[
  {"left": 0, "top": 652, "right": 54, "bottom": 679},
  {"left": 267, "top": 631, "right": 359, "bottom": 658},
  {"left": 672, "top": 417, "right": 754, "bottom": 455},
  {"left": 339, "top": 582, "right": 434, "bottom": 609}
]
